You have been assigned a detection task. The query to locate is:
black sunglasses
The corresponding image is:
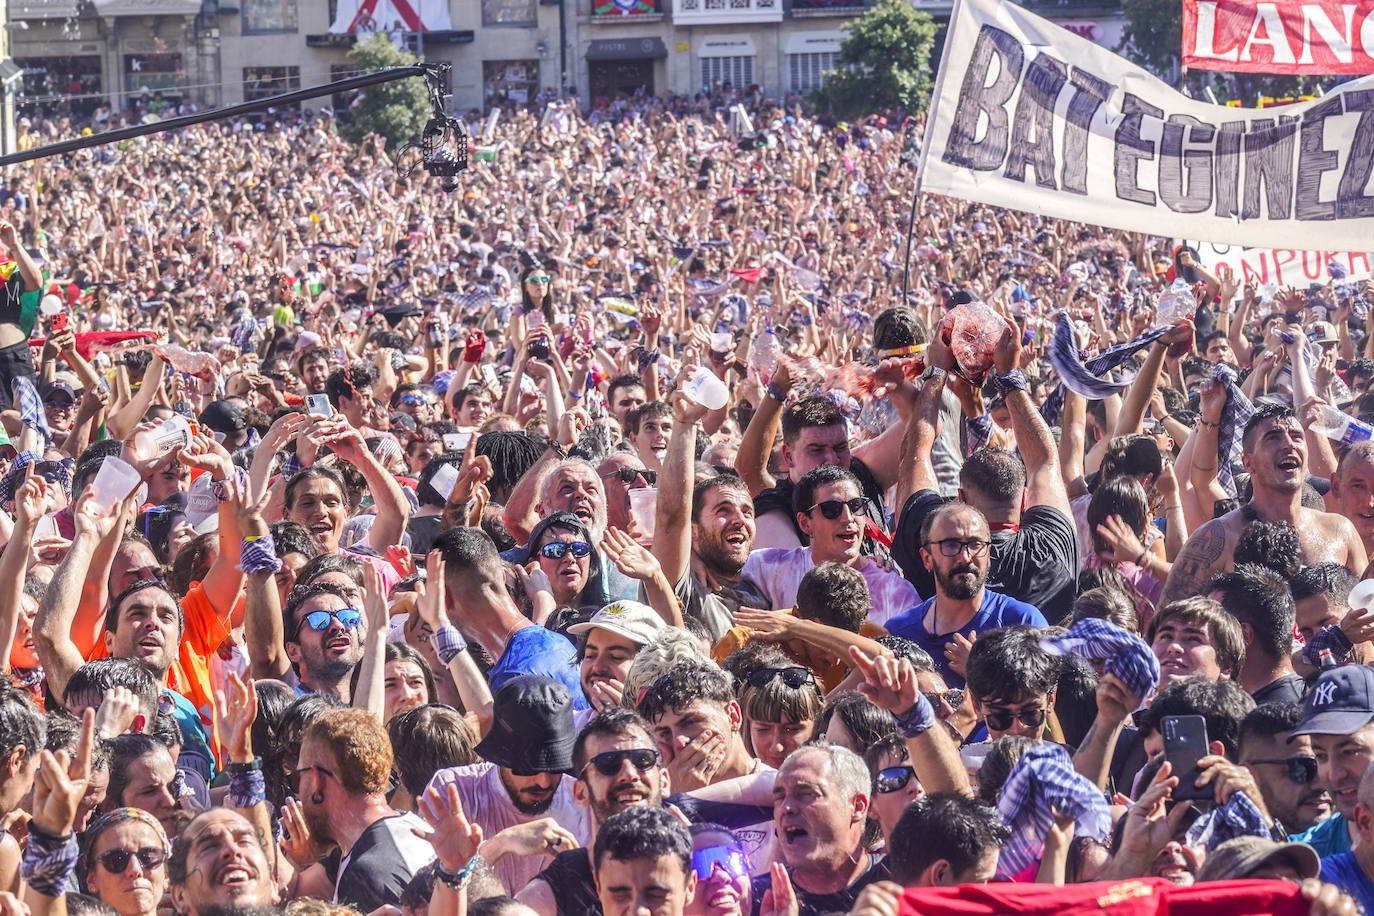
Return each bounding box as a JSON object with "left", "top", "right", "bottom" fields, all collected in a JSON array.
[
  {"left": 602, "top": 467, "right": 657, "bottom": 486},
  {"left": 97, "top": 847, "right": 167, "bottom": 874},
  {"left": 874, "top": 765, "right": 917, "bottom": 794},
  {"left": 581, "top": 748, "right": 661, "bottom": 778},
  {"left": 983, "top": 706, "right": 1047, "bottom": 732},
  {"left": 805, "top": 497, "right": 867, "bottom": 520},
  {"left": 1249, "top": 756, "right": 1317, "bottom": 784},
  {"left": 745, "top": 667, "right": 820, "bottom": 692}
]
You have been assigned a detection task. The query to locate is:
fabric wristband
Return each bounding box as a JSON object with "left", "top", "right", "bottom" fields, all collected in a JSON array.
[
  {"left": 894, "top": 692, "right": 937, "bottom": 739},
  {"left": 434, "top": 624, "right": 469, "bottom": 664},
  {"left": 228, "top": 760, "right": 267, "bottom": 809},
  {"left": 238, "top": 533, "right": 283, "bottom": 575},
  {"left": 766, "top": 383, "right": 789, "bottom": 403},
  {"left": 22, "top": 822, "right": 78, "bottom": 898},
  {"left": 992, "top": 370, "right": 1028, "bottom": 394},
  {"left": 209, "top": 466, "right": 249, "bottom": 504},
  {"left": 280, "top": 452, "right": 305, "bottom": 478}
]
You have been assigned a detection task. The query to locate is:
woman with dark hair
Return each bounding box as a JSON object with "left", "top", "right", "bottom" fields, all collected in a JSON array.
[
  {"left": 525, "top": 511, "right": 609, "bottom": 617},
  {"left": 519, "top": 260, "right": 556, "bottom": 328},
  {"left": 1085, "top": 476, "right": 1169, "bottom": 617},
  {"left": 817, "top": 691, "right": 895, "bottom": 754},
  {"left": 348, "top": 641, "right": 437, "bottom": 724},
  {"left": 101, "top": 735, "right": 183, "bottom": 838}
]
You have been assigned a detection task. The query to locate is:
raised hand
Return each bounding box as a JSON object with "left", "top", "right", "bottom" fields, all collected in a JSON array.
[
  {"left": 12, "top": 463, "right": 48, "bottom": 529},
  {"left": 178, "top": 431, "right": 234, "bottom": 479},
  {"left": 416, "top": 552, "right": 453, "bottom": 631},
  {"left": 213, "top": 671, "right": 259, "bottom": 764},
  {"left": 415, "top": 782, "right": 484, "bottom": 871},
  {"left": 30, "top": 709, "right": 94, "bottom": 838},
  {"left": 757, "top": 862, "right": 799, "bottom": 916},
  {"left": 94, "top": 686, "right": 142, "bottom": 739},
  {"left": 280, "top": 797, "right": 330, "bottom": 869},
  {"left": 601, "top": 527, "right": 663, "bottom": 582},
  {"left": 848, "top": 646, "right": 919, "bottom": 716},
  {"left": 1095, "top": 514, "right": 1148, "bottom": 567}
]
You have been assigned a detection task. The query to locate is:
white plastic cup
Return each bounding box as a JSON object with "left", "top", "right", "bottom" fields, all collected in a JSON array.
[
  {"left": 133, "top": 415, "right": 192, "bottom": 458},
  {"left": 1350, "top": 579, "right": 1374, "bottom": 613},
  {"left": 89, "top": 456, "right": 141, "bottom": 517},
  {"left": 628, "top": 487, "right": 657, "bottom": 539},
  {"left": 33, "top": 513, "right": 57, "bottom": 538},
  {"left": 683, "top": 366, "right": 730, "bottom": 410}
]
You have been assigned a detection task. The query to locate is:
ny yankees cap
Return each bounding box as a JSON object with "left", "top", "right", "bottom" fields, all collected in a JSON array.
[{"left": 1289, "top": 665, "right": 1374, "bottom": 740}]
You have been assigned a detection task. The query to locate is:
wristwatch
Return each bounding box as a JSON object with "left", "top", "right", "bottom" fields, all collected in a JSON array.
[{"left": 919, "top": 365, "right": 947, "bottom": 383}]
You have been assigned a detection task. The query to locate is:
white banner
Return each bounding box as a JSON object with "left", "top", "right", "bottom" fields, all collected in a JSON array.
[
  {"left": 919, "top": 0, "right": 1374, "bottom": 250},
  {"left": 1191, "top": 244, "right": 1374, "bottom": 285}
]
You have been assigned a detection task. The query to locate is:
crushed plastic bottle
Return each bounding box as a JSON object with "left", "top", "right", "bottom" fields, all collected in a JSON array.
[
  {"left": 154, "top": 344, "right": 220, "bottom": 382},
  {"left": 1309, "top": 403, "right": 1374, "bottom": 445},
  {"left": 1153, "top": 279, "right": 1198, "bottom": 329},
  {"left": 749, "top": 327, "right": 782, "bottom": 385}
]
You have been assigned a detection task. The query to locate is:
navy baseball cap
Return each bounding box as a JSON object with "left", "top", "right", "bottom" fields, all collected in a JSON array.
[{"left": 1289, "top": 665, "right": 1374, "bottom": 740}]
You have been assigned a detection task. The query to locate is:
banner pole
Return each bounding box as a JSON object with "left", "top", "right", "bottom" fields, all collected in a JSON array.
[{"left": 902, "top": 0, "right": 964, "bottom": 304}]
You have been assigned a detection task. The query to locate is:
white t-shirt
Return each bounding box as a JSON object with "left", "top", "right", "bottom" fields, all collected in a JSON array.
[
  {"left": 738, "top": 547, "right": 921, "bottom": 627},
  {"left": 426, "top": 762, "right": 591, "bottom": 895}
]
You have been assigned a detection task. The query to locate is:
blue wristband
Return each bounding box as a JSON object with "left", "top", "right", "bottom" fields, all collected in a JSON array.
[{"left": 894, "top": 693, "right": 937, "bottom": 739}]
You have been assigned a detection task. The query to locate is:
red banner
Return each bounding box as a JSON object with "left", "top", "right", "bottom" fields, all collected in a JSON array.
[
  {"left": 899, "top": 878, "right": 1309, "bottom": 916},
  {"left": 1182, "top": 0, "right": 1374, "bottom": 73}
]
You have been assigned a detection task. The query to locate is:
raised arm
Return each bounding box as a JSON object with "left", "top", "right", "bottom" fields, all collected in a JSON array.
[
  {"left": 325, "top": 422, "right": 410, "bottom": 550},
  {"left": 894, "top": 342, "right": 950, "bottom": 523},
  {"left": 177, "top": 435, "right": 246, "bottom": 622},
  {"left": 351, "top": 563, "right": 390, "bottom": 717},
  {"left": 0, "top": 467, "right": 43, "bottom": 672},
  {"left": 237, "top": 485, "right": 293, "bottom": 681},
  {"left": 1060, "top": 389, "right": 1089, "bottom": 499},
  {"left": 736, "top": 363, "right": 791, "bottom": 497},
  {"left": 994, "top": 317, "right": 1070, "bottom": 516},
  {"left": 653, "top": 393, "right": 708, "bottom": 588}
]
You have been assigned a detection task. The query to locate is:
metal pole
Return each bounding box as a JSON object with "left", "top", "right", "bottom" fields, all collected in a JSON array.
[
  {"left": 0, "top": 64, "right": 435, "bottom": 166},
  {"left": 559, "top": 0, "right": 568, "bottom": 95}
]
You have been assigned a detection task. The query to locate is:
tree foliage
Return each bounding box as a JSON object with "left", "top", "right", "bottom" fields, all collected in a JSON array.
[
  {"left": 812, "top": 0, "right": 939, "bottom": 118},
  {"left": 341, "top": 34, "right": 432, "bottom": 149}
]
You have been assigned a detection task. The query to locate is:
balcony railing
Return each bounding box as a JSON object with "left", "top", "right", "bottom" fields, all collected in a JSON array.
[
  {"left": 789, "top": 0, "right": 869, "bottom": 17},
  {"left": 673, "top": 0, "right": 782, "bottom": 25}
]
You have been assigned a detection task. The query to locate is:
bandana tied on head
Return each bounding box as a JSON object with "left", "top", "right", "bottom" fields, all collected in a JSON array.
[
  {"left": 996, "top": 743, "right": 1112, "bottom": 879},
  {"left": 1041, "top": 619, "right": 1160, "bottom": 708}
]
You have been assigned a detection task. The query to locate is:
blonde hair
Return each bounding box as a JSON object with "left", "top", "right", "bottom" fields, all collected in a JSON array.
[{"left": 623, "top": 627, "right": 709, "bottom": 708}]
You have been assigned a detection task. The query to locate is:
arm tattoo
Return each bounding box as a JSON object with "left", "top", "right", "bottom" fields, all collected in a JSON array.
[{"left": 1162, "top": 522, "right": 1227, "bottom": 603}]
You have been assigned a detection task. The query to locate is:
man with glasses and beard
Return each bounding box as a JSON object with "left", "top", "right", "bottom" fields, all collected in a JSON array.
[
  {"left": 1238, "top": 703, "right": 1332, "bottom": 834},
  {"left": 427, "top": 676, "right": 591, "bottom": 896},
  {"left": 517, "top": 708, "right": 671, "bottom": 916},
  {"left": 885, "top": 502, "right": 1046, "bottom": 688}
]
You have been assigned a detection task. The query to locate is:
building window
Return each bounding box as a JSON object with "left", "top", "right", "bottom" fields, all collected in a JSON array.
[
  {"left": 788, "top": 51, "right": 836, "bottom": 93},
  {"left": 242, "top": 0, "right": 298, "bottom": 32},
  {"left": 700, "top": 55, "right": 753, "bottom": 91},
  {"left": 482, "top": 0, "right": 537, "bottom": 26},
  {"left": 244, "top": 66, "right": 301, "bottom": 101}
]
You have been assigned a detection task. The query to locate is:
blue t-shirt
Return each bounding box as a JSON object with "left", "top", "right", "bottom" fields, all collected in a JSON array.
[
  {"left": 1320, "top": 852, "right": 1374, "bottom": 912},
  {"left": 885, "top": 590, "right": 1048, "bottom": 688},
  {"left": 1293, "top": 812, "right": 1352, "bottom": 858},
  {"left": 160, "top": 688, "right": 215, "bottom": 781},
  {"left": 488, "top": 624, "right": 590, "bottom": 711}
]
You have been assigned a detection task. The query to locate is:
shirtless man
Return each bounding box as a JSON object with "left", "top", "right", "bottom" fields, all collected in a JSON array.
[
  {"left": 1164, "top": 403, "right": 1366, "bottom": 602},
  {"left": 1329, "top": 442, "right": 1374, "bottom": 561}
]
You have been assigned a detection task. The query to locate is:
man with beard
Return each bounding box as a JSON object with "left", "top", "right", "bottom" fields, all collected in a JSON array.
[
  {"left": 293, "top": 708, "right": 434, "bottom": 909},
  {"left": 1239, "top": 703, "right": 1332, "bottom": 834},
  {"left": 297, "top": 346, "right": 332, "bottom": 396},
  {"left": 1288, "top": 666, "right": 1374, "bottom": 857},
  {"left": 885, "top": 502, "right": 1046, "bottom": 688},
  {"left": 764, "top": 745, "right": 888, "bottom": 916},
  {"left": 427, "top": 676, "right": 592, "bottom": 896},
  {"left": 434, "top": 530, "right": 587, "bottom": 706},
  {"left": 168, "top": 808, "right": 282, "bottom": 916},
  {"left": 655, "top": 394, "right": 765, "bottom": 641},
  {"left": 280, "top": 583, "right": 367, "bottom": 701},
  {"left": 517, "top": 708, "right": 671, "bottom": 916},
  {"left": 1164, "top": 402, "right": 1366, "bottom": 603}
]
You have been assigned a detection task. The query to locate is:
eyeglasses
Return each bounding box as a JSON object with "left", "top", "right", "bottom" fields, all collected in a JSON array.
[
  {"left": 805, "top": 497, "right": 867, "bottom": 520},
  {"left": 691, "top": 845, "right": 749, "bottom": 881},
  {"left": 540, "top": 541, "right": 592, "bottom": 560},
  {"left": 97, "top": 847, "right": 167, "bottom": 874},
  {"left": 1249, "top": 756, "right": 1317, "bottom": 784},
  {"left": 983, "top": 706, "right": 1048, "bottom": 732},
  {"left": 874, "top": 765, "right": 917, "bottom": 794},
  {"left": 526, "top": 275, "right": 551, "bottom": 284},
  {"left": 294, "top": 607, "right": 362, "bottom": 636},
  {"left": 926, "top": 537, "right": 992, "bottom": 558},
  {"left": 745, "top": 667, "right": 820, "bottom": 692},
  {"left": 602, "top": 467, "right": 657, "bottom": 486},
  {"left": 581, "top": 748, "right": 661, "bottom": 778}
]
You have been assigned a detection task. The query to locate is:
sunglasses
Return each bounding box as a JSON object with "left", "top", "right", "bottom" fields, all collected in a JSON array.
[
  {"left": 294, "top": 607, "right": 362, "bottom": 635},
  {"left": 805, "top": 497, "right": 867, "bottom": 520},
  {"left": 97, "top": 847, "right": 167, "bottom": 874},
  {"left": 1249, "top": 756, "right": 1317, "bottom": 784},
  {"left": 983, "top": 706, "right": 1047, "bottom": 732},
  {"left": 582, "top": 748, "right": 661, "bottom": 778},
  {"left": 875, "top": 765, "right": 917, "bottom": 794},
  {"left": 602, "top": 467, "right": 657, "bottom": 486},
  {"left": 691, "top": 845, "right": 749, "bottom": 882},
  {"left": 745, "top": 667, "right": 820, "bottom": 692},
  {"left": 397, "top": 393, "right": 431, "bottom": 407},
  {"left": 540, "top": 541, "right": 592, "bottom": 560},
  {"left": 526, "top": 275, "right": 551, "bottom": 283},
  {"left": 926, "top": 537, "right": 992, "bottom": 558}
]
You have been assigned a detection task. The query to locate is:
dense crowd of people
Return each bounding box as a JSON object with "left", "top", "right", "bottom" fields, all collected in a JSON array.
[{"left": 0, "top": 88, "right": 1372, "bottom": 916}]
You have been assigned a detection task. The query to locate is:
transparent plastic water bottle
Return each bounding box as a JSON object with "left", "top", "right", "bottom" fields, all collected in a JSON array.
[
  {"left": 1153, "top": 279, "right": 1198, "bottom": 329},
  {"left": 1260, "top": 281, "right": 1279, "bottom": 304},
  {"left": 1309, "top": 403, "right": 1374, "bottom": 444},
  {"left": 749, "top": 327, "right": 782, "bottom": 385}
]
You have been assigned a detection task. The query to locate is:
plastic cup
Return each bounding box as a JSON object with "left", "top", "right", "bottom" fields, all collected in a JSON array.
[
  {"left": 89, "top": 456, "right": 141, "bottom": 517},
  {"left": 628, "top": 487, "right": 657, "bottom": 540},
  {"left": 1350, "top": 579, "right": 1374, "bottom": 613},
  {"left": 683, "top": 366, "right": 730, "bottom": 410},
  {"left": 33, "top": 514, "right": 57, "bottom": 538},
  {"left": 430, "top": 463, "right": 461, "bottom": 502},
  {"left": 134, "top": 415, "right": 192, "bottom": 458}
]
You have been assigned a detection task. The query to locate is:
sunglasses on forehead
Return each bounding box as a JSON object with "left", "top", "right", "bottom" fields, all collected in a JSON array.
[{"left": 745, "top": 666, "right": 820, "bottom": 692}]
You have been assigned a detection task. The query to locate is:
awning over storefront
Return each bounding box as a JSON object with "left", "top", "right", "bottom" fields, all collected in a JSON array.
[
  {"left": 585, "top": 37, "right": 668, "bottom": 60},
  {"left": 93, "top": 0, "right": 201, "bottom": 14}
]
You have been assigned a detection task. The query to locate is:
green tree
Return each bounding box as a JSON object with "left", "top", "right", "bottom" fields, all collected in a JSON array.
[
  {"left": 812, "top": 0, "right": 939, "bottom": 118},
  {"left": 341, "top": 33, "right": 431, "bottom": 149}
]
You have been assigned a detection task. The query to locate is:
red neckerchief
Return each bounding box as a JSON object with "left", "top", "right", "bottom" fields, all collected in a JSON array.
[
  {"left": 988, "top": 521, "right": 1019, "bottom": 532},
  {"left": 863, "top": 517, "right": 893, "bottom": 548}
]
